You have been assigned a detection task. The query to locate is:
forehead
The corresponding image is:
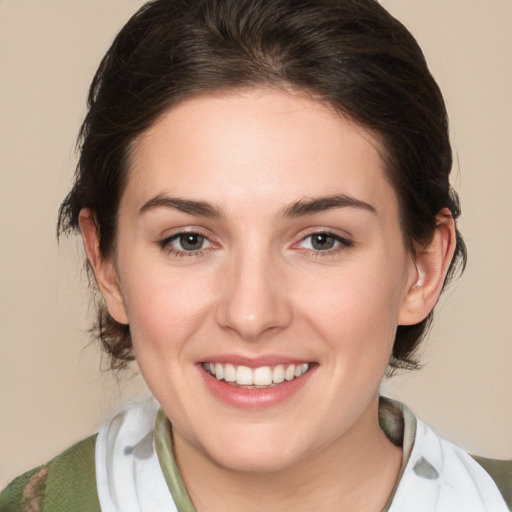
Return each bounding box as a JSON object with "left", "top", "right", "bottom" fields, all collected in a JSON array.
[{"left": 125, "top": 88, "right": 398, "bottom": 218}]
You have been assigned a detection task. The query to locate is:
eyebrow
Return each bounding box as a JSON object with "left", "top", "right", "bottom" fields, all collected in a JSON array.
[
  {"left": 138, "top": 193, "right": 376, "bottom": 219},
  {"left": 282, "top": 194, "right": 376, "bottom": 217},
  {"left": 139, "top": 194, "right": 224, "bottom": 218}
]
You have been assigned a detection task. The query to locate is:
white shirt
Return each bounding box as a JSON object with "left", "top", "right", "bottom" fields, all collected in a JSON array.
[{"left": 95, "top": 397, "right": 508, "bottom": 512}]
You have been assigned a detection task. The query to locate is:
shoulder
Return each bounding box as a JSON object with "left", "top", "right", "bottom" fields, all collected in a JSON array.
[
  {"left": 380, "top": 398, "right": 512, "bottom": 511},
  {"left": 412, "top": 417, "right": 512, "bottom": 511},
  {"left": 0, "top": 434, "right": 101, "bottom": 512},
  {"left": 472, "top": 455, "right": 512, "bottom": 511}
]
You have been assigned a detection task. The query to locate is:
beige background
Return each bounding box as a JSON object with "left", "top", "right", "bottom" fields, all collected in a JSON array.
[{"left": 1, "top": 0, "right": 511, "bottom": 487}]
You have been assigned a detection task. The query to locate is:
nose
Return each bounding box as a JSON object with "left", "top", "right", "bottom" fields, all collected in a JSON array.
[{"left": 215, "top": 250, "right": 293, "bottom": 342}]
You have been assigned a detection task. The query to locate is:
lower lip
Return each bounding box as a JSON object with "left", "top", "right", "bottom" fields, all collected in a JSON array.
[{"left": 198, "top": 365, "right": 316, "bottom": 409}]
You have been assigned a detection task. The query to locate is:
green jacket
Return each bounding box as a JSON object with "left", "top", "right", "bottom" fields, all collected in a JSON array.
[
  {"left": 2, "top": 401, "right": 512, "bottom": 512},
  {"left": 2, "top": 437, "right": 512, "bottom": 512},
  {"left": 0, "top": 435, "right": 100, "bottom": 511}
]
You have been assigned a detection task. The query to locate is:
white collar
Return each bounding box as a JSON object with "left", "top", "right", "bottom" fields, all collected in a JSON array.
[{"left": 95, "top": 398, "right": 177, "bottom": 512}]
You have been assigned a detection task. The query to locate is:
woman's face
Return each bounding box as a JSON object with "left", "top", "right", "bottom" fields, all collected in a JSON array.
[{"left": 107, "top": 89, "right": 418, "bottom": 471}]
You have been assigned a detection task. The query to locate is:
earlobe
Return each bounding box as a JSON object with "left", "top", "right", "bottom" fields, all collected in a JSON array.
[
  {"left": 398, "top": 208, "right": 457, "bottom": 326},
  {"left": 79, "top": 209, "right": 129, "bottom": 325}
]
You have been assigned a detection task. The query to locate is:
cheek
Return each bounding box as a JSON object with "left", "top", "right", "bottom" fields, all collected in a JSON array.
[
  {"left": 119, "top": 265, "right": 215, "bottom": 354},
  {"left": 296, "top": 256, "right": 407, "bottom": 353}
]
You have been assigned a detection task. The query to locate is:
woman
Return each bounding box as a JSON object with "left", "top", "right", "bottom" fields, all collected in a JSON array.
[{"left": 1, "top": 0, "right": 510, "bottom": 510}]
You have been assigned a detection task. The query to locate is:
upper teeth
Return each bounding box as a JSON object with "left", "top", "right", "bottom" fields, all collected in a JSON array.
[{"left": 203, "top": 362, "right": 310, "bottom": 386}]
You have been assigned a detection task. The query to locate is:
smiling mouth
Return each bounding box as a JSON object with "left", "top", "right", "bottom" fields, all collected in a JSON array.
[{"left": 202, "top": 362, "right": 311, "bottom": 388}]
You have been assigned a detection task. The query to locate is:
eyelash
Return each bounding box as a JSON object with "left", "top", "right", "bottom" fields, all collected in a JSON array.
[
  {"left": 157, "top": 230, "right": 353, "bottom": 258},
  {"left": 158, "top": 230, "right": 213, "bottom": 258},
  {"left": 296, "top": 231, "right": 353, "bottom": 256}
]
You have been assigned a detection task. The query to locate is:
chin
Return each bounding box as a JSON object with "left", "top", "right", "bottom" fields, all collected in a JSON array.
[
  {"left": 209, "top": 446, "right": 301, "bottom": 474},
  {"left": 198, "top": 426, "right": 309, "bottom": 473}
]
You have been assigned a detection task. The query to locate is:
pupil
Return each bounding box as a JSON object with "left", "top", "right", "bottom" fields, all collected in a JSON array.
[
  {"left": 180, "top": 234, "right": 203, "bottom": 250},
  {"left": 312, "top": 234, "right": 334, "bottom": 250}
]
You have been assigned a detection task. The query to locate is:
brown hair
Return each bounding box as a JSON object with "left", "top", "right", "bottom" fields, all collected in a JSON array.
[{"left": 58, "top": 0, "right": 466, "bottom": 371}]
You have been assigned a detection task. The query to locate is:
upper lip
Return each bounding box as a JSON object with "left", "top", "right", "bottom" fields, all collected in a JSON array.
[{"left": 198, "top": 354, "right": 313, "bottom": 367}]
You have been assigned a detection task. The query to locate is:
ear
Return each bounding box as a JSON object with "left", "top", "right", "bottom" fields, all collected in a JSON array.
[
  {"left": 398, "top": 208, "right": 457, "bottom": 325},
  {"left": 79, "top": 208, "right": 129, "bottom": 325}
]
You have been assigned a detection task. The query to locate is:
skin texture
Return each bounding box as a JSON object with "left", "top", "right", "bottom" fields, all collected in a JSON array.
[{"left": 81, "top": 88, "right": 456, "bottom": 511}]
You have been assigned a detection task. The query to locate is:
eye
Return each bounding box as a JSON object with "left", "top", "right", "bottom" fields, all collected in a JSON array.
[
  {"left": 298, "top": 232, "right": 352, "bottom": 253},
  {"left": 159, "top": 231, "right": 214, "bottom": 256},
  {"left": 174, "top": 233, "right": 207, "bottom": 251}
]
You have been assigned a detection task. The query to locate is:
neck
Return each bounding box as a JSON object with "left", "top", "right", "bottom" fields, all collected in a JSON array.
[{"left": 173, "top": 396, "right": 403, "bottom": 512}]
